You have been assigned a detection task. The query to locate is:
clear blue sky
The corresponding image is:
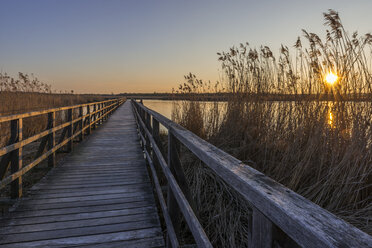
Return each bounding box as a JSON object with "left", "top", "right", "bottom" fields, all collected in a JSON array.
[{"left": 1, "top": 0, "right": 371, "bottom": 93}]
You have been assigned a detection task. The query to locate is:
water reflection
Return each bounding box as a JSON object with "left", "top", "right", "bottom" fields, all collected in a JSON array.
[
  {"left": 143, "top": 99, "right": 371, "bottom": 141},
  {"left": 329, "top": 111, "right": 333, "bottom": 127},
  {"left": 142, "top": 100, "right": 174, "bottom": 119}
]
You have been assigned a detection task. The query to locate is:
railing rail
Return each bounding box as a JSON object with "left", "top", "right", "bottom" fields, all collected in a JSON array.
[
  {"left": 131, "top": 99, "right": 372, "bottom": 248},
  {"left": 0, "top": 98, "right": 125, "bottom": 198}
]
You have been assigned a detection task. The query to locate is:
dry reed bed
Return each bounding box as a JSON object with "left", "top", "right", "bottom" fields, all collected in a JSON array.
[
  {"left": 171, "top": 10, "right": 372, "bottom": 247},
  {"left": 0, "top": 91, "right": 107, "bottom": 145}
]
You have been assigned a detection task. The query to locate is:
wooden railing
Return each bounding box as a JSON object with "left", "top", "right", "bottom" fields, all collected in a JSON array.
[
  {"left": 132, "top": 100, "right": 372, "bottom": 248},
  {"left": 0, "top": 98, "right": 125, "bottom": 199}
]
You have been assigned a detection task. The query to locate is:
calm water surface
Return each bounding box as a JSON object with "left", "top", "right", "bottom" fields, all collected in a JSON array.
[
  {"left": 142, "top": 99, "right": 372, "bottom": 134},
  {"left": 143, "top": 100, "right": 174, "bottom": 119}
]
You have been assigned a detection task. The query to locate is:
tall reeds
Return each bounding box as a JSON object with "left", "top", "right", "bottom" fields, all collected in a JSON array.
[
  {"left": 0, "top": 72, "right": 106, "bottom": 145},
  {"left": 172, "top": 10, "right": 372, "bottom": 246},
  {"left": 211, "top": 10, "right": 372, "bottom": 97}
]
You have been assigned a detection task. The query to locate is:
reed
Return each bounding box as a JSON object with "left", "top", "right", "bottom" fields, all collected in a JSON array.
[
  {"left": 172, "top": 10, "right": 372, "bottom": 247},
  {"left": 0, "top": 73, "right": 111, "bottom": 200}
]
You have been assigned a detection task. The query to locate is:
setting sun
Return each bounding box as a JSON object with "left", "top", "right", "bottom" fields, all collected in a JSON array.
[{"left": 325, "top": 71, "right": 338, "bottom": 85}]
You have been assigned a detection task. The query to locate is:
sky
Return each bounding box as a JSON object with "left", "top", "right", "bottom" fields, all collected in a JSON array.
[{"left": 1, "top": 0, "right": 371, "bottom": 94}]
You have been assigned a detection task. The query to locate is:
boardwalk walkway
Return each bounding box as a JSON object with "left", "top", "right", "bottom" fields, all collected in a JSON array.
[{"left": 0, "top": 101, "right": 164, "bottom": 247}]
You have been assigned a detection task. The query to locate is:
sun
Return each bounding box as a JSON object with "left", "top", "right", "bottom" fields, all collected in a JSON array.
[{"left": 325, "top": 71, "right": 338, "bottom": 85}]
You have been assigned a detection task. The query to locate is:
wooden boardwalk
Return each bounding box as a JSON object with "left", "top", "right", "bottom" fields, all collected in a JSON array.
[{"left": 0, "top": 101, "right": 164, "bottom": 247}]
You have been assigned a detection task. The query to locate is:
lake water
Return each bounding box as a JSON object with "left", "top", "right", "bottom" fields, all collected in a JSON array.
[
  {"left": 142, "top": 99, "right": 372, "bottom": 140},
  {"left": 143, "top": 99, "right": 228, "bottom": 119},
  {"left": 143, "top": 100, "right": 174, "bottom": 119}
]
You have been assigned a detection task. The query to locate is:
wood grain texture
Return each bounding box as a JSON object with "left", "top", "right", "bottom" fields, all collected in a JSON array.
[
  {"left": 132, "top": 101, "right": 212, "bottom": 248},
  {"left": 0, "top": 101, "right": 164, "bottom": 248},
  {"left": 133, "top": 100, "right": 372, "bottom": 248}
]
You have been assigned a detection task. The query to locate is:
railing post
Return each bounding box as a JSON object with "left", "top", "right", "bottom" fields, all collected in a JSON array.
[
  {"left": 251, "top": 208, "right": 273, "bottom": 248},
  {"left": 146, "top": 112, "right": 152, "bottom": 133},
  {"left": 152, "top": 118, "right": 161, "bottom": 172},
  {"left": 145, "top": 113, "right": 151, "bottom": 155},
  {"left": 167, "top": 131, "right": 182, "bottom": 246},
  {"left": 106, "top": 102, "right": 109, "bottom": 120},
  {"left": 101, "top": 102, "right": 105, "bottom": 123},
  {"left": 87, "top": 105, "right": 91, "bottom": 135},
  {"left": 79, "top": 106, "right": 84, "bottom": 141},
  {"left": 106, "top": 102, "right": 108, "bottom": 119},
  {"left": 138, "top": 109, "right": 145, "bottom": 150},
  {"left": 97, "top": 103, "right": 101, "bottom": 126},
  {"left": 101, "top": 103, "right": 104, "bottom": 123},
  {"left": 67, "top": 108, "right": 73, "bottom": 152},
  {"left": 10, "top": 118, "right": 22, "bottom": 198},
  {"left": 93, "top": 104, "right": 97, "bottom": 129},
  {"left": 48, "top": 112, "right": 55, "bottom": 167}
]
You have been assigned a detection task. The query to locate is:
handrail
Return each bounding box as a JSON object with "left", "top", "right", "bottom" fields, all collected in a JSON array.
[
  {"left": 0, "top": 98, "right": 119, "bottom": 123},
  {"left": 131, "top": 99, "right": 372, "bottom": 248},
  {"left": 0, "top": 98, "right": 125, "bottom": 198},
  {"left": 132, "top": 100, "right": 211, "bottom": 248}
]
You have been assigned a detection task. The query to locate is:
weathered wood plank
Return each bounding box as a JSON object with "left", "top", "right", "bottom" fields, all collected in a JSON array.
[
  {"left": 6, "top": 200, "right": 155, "bottom": 219},
  {"left": 0, "top": 101, "right": 164, "bottom": 247},
  {"left": 134, "top": 100, "right": 372, "bottom": 248},
  {"left": 72, "top": 236, "right": 165, "bottom": 248},
  {"left": 10, "top": 119, "right": 22, "bottom": 198},
  {"left": 143, "top": 149, "right": 179, "bottom": 248},
  {"left": 2, "top": 206, "right": 157, "bottom": 226},
  {"left": 132, "top": 101, "right": 212, "bottom": 248},
  {"left": 14, "top": 194, "right": 154, "bottom": 211},
  {"left": 28, "top": 184, "right": 150, "bottom": 197},
  {"left": 48, "top": 112, "right": 56, "bottom": 167},
  {"left": 0, "top": 228, "right": 163, "bottom": 248},
  {"left": 251, "top": 208, "right": 273, "bottom": 248},
  {"left": 0, "top": 212, "right": 158, "bottom": 234},
  {"left": 0, "top": 99, "right": 121, "bottom": 123}
]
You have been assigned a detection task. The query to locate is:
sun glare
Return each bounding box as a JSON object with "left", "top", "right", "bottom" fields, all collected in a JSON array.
[{"left": 325, "top": 71, "right": 338, "bottom": 85}]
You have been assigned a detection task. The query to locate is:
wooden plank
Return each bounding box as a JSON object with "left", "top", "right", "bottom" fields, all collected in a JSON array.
[
  {"left": 0, "top": 227, "right": 163, "bottom": 248},
  {"left": 30, "top": 181, "right": 151, "bottom": 191},
  {"left": 92, "top": 104, "right": 97, "bottom": 130},
  {"left": 169, "top": 132, "right": 198, "bottom": 218},
  {"left": 0, "top": 101, "right": 164, "bottom": 248},
  {"left": 0, "top": 99, "right": 122, "bottom": 123},
  {"left": 6, "top": 200, "right": 155, "bottom": 219},
  {"left": 132, "top": 101, "right": 212, "bottom": 248},
  {"left": 134, "top": 100, "right": 372, "bottom": 248},
  {"left": 35, "top": 173, "right": 148, "bottom": 181},
  {"left": 10, "top": 119, "right": 22, "bottom": 198},
  {"left": 251, "top": 208, "right": 273, "bottom": 248},
  {"left": 167, "top": 131, "right": 182, "bottom": 244},
  {"left": 2, "top": 206, "right": 157, "bottom": 226},
  {"left": 67, "top": 108, "right": 73, "bottom": 152},
  {"left": 0, "top": 212, "right": 158, "bottom": 234},
  {"left": 144, "top": 149, "right": 179, "bottom": 248},
  {"left": 15, "top": 191, "right": 152, "bottom": 208},
  {"left": 0, "top": 120, "right": 19, "bottom": 179},
  {"left": 0, "top": 128, "right": 100, "bottom": 188},
  {"left": 48, "top": 112, "right": 56, "bottom": 167},
  {"left": 14, "top": 194, "right": 154, "bottom": 211},
  {"left": 28, "top": 185, "right": 150, "bottom": 197},
  {"left": 32, "top": 175, "right": 149, "bottom": 185},
  {"left": 73, "top": 236, "right": 165, "bottom": 248},
  {"left": 79, "top": 106, "right": 84, "bottom": 141}
]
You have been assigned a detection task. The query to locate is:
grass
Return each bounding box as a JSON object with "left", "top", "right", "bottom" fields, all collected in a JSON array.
[{"left": 171, "top": 10, "right": 372, "bottom": 247}]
